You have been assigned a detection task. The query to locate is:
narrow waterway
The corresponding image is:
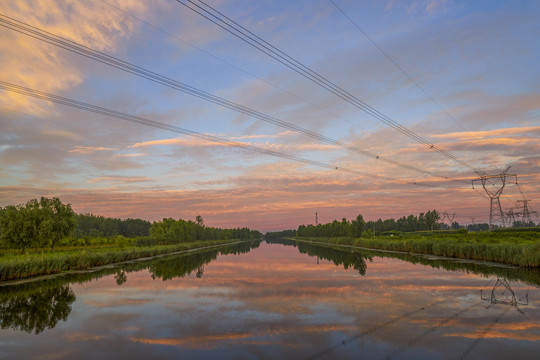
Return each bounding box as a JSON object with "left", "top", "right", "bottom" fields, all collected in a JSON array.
[{"left": 1, "top": 240, "right": 538, "bottom": 359}]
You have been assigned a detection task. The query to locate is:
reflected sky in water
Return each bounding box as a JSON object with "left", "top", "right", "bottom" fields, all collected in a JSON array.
[{"left": 1, "top": 241, "right": 539, "bottom": 360}]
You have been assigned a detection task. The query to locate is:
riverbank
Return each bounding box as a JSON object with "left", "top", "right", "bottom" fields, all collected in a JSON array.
[
  {"left": 295, "top": 232, "right": 540, "bottom": 268},
  {"left": 0, "top": 239, "right": 244, "bottom": 281}
]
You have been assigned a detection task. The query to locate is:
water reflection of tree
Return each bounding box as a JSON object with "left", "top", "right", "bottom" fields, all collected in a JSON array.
[
  {"left": 0, "top": 284, "right": 76, "bottom": 334},
  {"left": 0, "top": 240, "right": 261, "bottom": 334},
  {"left": 296, "top": 242, "right": 372, "bottom": 276},
  {"left": 114, "top": 270, "right": 127, "bottom": 285},
  {"left": 148, "top": 240, "right": 260, "bottom": 280},
  {"left": 265, "top": 238, "right": 298, "bottom": 247},
  {"left": 267, "top": 238, "right": 540, "bottom": 286}
]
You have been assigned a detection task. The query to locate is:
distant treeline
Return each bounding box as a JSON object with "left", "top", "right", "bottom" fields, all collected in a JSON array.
[
  {"left": 296, "top": 211, "right": 440, "bottom": 238},
  {"left": 364, "top": 210, "right": 441, "bottom": 234},
  {"left": 265, "top": 230, "right": 297, "bottom": 240},
  {"left": 440, "top": 221, "right": 538, "bottom": 232},
  {"left": 75, "top": 214, "right": 151, "bottom": 238},
  {"left": 1, "top": 197, "right": 261, "bottom": 253},
  {"left": 149, "top": 217, "right": 261, "bottom": 244},
  {"left": 293, "top": 210, "right": 539, "bottom": 237},
  {"left": 298, "top": 214, "right": 366, "bottom": 238}
]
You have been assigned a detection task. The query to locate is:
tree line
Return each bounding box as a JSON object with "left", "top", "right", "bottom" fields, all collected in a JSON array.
[
  {"left": 75, "top": 214, "right": 151, "bottom": 238},
  {"left": 149, "top": 216, "right": 261, "bottom": 244},
  {"left": 440, "top": 221, "right": 538, "bottom": 232},
  {"left": 0, "top": 197, "right": 77, "bottom": 253},
  {"left": 297, "top": 214, "right": 365, "bottom": 238},
  {"left": 296, "top": 210, "right": 441, "bottom": 238},
  {"left": 0, "top": 197, "right": 261, "bottom": 252},
  {"left": 365, "top": 210, "right": 440, "bottom": 235}
]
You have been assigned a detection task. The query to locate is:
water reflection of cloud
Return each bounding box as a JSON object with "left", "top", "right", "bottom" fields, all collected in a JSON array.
[{"left": 3, "top": 242, "right": 537, "bottom": 360}]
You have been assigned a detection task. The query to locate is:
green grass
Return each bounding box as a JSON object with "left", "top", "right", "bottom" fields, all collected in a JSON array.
[
  {"left": 0, "top": 239, "right": 241, "bottom": 281},
  {"left": 296, "top": 230, "right": 540, "bottom": 268}
]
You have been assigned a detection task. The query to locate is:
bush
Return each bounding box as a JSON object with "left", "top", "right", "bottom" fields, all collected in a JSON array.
[{"left": 134, "top": 237, "right": 158, "bottom": 247}]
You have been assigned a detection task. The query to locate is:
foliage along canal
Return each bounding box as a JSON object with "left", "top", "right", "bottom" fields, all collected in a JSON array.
[{"left": 1, "top": 239, "right": 539, "bottom": 359}]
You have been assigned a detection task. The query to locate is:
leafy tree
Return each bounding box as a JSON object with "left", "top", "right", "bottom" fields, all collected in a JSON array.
[
  {"left": 350, "top": 214, "right": 365, "bottom": 237},
  {"left": 0, "top": 205, "right": 34, "bottom": 252},
  {"left": 0, "top": 198, "right": 77, "bottom": 252},
  {"left": 424, "top": 210, "right": 440, "bottom": 231},
  {"left": 39, "top": 197, "right": 77, "bottom": 250}
]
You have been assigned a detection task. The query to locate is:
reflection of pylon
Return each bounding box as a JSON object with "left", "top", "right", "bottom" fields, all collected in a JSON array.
[
  {"left": 472, "top": 166, "right": 517, "bottom": 230},
  {"left": 481, "top": 278, "right": 528, "bottom": 314}
]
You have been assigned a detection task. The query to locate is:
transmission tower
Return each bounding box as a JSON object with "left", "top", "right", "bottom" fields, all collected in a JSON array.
[
  {"left": 472, "top": 166, "right": 517, "bottom": 230},
  {"left": 516, "top": 200, "right": 537, "bottom": 224},
  {"left": 441, "top": 211, "right": 456, "bottom": 224},
  {"left": 315, "top": 212, "right": 318, "bottom": 225},
  {"left": 506, "top": 208, "right": 516, "bottom": 226}
]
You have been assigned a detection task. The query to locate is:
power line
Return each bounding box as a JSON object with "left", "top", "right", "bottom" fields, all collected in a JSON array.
[
  {"left": 97, "top": 0, "right": 374, "bottom": 138},
  {"left": 331, "top": 1, "right": 537, "bottom": 205},
  {"left": 0, "top": 80, "right": 443, "bottom": 188},
  {"left": 0, "top": 12, "right": 460, "bottom": 182},
  {"left": 175, "top": 0, "right": 481, "bottom": 174},
  {"left": 328, "top": 0, "right": 479, "bottom": 137}
]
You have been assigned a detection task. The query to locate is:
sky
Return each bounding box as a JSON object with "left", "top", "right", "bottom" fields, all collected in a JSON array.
[{"left": 0, "top": 0, "right": 539, "bottom": 232}]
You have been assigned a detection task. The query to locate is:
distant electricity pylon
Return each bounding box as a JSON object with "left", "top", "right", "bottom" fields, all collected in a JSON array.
[
  {"left": 506, "top": 208, "right": 516, "bottom": 226},
  {"left": 472, "top": 166, "right": 517, "bottom": 230},
  {"left": 315, "top": 212, "right": 318, "bottom": 225},
  {"left": 441, "top": 211, "right": 456, "bottom": 224},
  {"left": 516, "top": 200, "right": 537, "bottom": 224}
]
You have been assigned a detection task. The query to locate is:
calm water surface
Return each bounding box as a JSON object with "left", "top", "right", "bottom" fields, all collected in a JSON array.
[{"left": 1, "top": 240, "right": 539, "bottom": 359}]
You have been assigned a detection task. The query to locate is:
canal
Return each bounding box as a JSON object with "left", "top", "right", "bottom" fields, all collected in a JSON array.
[{"left": 1, "top": 239, "right": 538, "bottom": 359}]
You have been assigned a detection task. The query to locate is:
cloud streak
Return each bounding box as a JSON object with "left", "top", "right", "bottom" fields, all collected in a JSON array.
[{"left": 0, "top": 0, "right": 539, "bottom": 230}]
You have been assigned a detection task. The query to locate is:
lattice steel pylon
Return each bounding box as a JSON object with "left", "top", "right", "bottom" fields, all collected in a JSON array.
[
  {"left": 506, "top": 208, "right": 517, "bottom": 226},
  {"left": 441, "top": 211, "right": 456, "bottom": 224},
  {"left": 472, "top": 166, "right": 517, "bottom": 230},
  {"left": 516, "top": 199, "right": 536, "bottom": 224}
]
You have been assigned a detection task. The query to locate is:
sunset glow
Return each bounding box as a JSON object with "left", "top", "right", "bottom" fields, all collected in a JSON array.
[{"left": 1, "top": 0, "right": 539, "bottom": 231}]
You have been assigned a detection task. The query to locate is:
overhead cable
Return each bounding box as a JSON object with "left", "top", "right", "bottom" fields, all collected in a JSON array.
[
  {"left": 0, "top": 12, "right": 460, "bottom": 181},
  {"left": 328, "top": 0, "right": 477, "bottom": 136},
  {"left": 0, "top": 80, "right": 444, "bottom": 188},
  {"left": 176, "top": 0, "right": 481, "bottom": 174}
]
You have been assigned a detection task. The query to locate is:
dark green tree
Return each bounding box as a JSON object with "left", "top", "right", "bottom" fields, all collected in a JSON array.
[
  {"left": 0, "top": 198, "right": 77, "bottom": 252},
  {"left": 350, "top": 214, "right": 365, "bottom": 237},
  {"left": 39, "top": 197, "right": 77, "bottom": 250},
  {"left": 0, "top": 204, "right": 35, "bottom": 252}
]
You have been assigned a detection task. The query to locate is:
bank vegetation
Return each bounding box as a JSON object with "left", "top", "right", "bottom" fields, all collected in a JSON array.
[{"left": 0, "top": 197, "right": 261, "bottom": 281}]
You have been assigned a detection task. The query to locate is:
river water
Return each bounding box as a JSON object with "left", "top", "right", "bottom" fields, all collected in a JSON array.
[{"left": 1, "top": 240, "right": 538, "bottom": 359}]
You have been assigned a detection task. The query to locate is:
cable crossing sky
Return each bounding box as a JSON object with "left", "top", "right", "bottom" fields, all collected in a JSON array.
[
  {"left": 0, "top": 80, "right": 448, "bottom": 189},
  {"left": 0, "top": 12, "right": 469, "bottom": 185},
  {"left": 176, "top": 0, "right": 482, "bottom": 175}
]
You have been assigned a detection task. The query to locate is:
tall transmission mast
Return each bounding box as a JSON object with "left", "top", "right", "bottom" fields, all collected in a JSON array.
[
  {"left": 506, "top": 208, "right": 516, "bottom": 227},
  {"left": 441, "top": 211, "right": 456, "bottom": 224},
  {"left": 472, "top": 166, "right": 517, "bottom": 230},
  {"left": 516, "top": 200, "right": 536, "bottom": 224}
]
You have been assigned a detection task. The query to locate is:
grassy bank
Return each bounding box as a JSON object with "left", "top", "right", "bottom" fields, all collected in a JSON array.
[
  {"left": 0, "top": 239, "right": 242, "bottom": 281},
  {"left": 296, "top": 231, "right": 540, "bottom": 268}
]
